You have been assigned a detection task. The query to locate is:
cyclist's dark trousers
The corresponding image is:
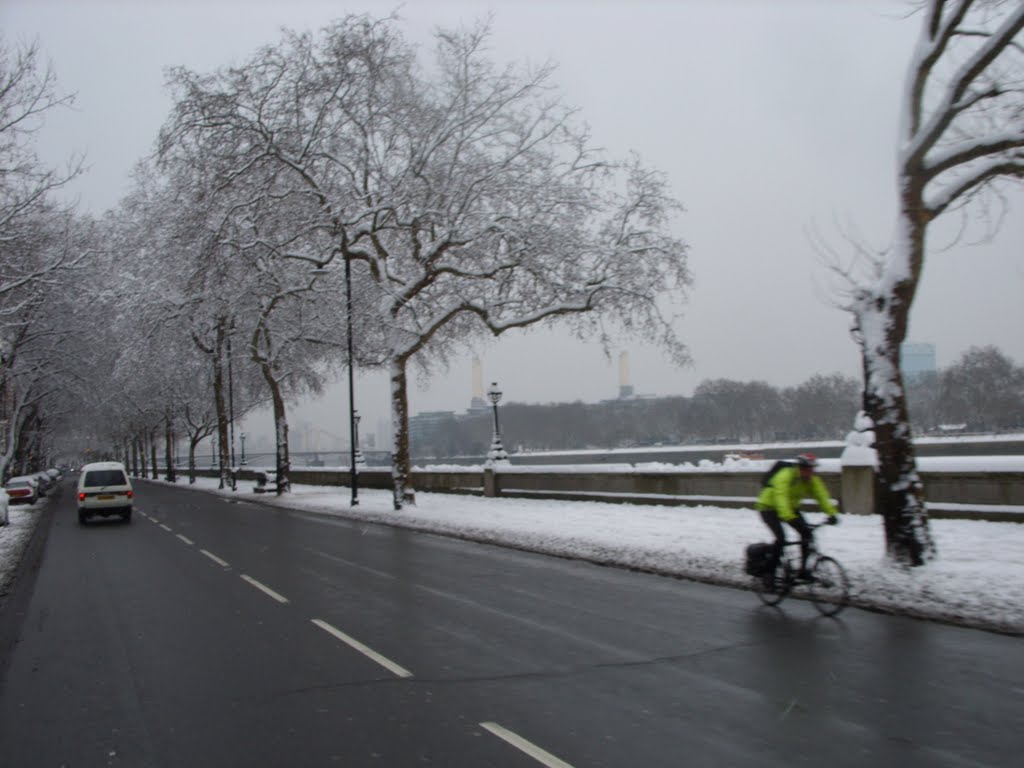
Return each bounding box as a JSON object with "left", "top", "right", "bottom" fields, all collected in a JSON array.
[{"left": 760, "top": 509, "right": 812, "bottom": 572}]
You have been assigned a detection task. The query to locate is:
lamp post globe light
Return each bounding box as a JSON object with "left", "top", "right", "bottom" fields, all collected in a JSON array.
[{"left": 486, "top": 381, "right": 509, "bottom": 466}]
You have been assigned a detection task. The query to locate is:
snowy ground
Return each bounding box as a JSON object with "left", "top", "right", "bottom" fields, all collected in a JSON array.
[{"left": 2, "top": 478, "right": 1022, "bottom": 636}]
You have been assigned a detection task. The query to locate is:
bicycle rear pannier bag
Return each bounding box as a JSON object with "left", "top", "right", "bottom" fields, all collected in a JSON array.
[{"left": 744, "top": 543, "right": 774, "bottom": 576}]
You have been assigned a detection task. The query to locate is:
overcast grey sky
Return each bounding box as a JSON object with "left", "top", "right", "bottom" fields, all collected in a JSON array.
[{"left": 4, "top": 0, "right": 1022, "bottom": 448}]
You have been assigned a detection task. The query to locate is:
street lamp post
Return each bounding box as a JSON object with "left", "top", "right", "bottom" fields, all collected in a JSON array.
[
  {"left": 312, "top": 259, "right": 359, "bottom": 506},
  {"left": 345, "top": 256, "right": 359, "bottom": 506},
  {"left": 240, "top": 432, "right": 247, "bottom": 466},
  {"left": 486, "top": 381, "right": 509, "bottom": 466},
  {"left": 227, "top": 327, "right": 236, "bottom": 490}
]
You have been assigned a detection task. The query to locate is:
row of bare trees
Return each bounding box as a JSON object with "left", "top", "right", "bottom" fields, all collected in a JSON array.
[
  {"left": 415, "top": 373, "right": 862, "bottom": 458},
  {"left": 0, "top": 38, "right": 92, "bottom": 481},
  {"left": 3, "top": 17, "right": 694, "bottom": 508},
  {"left": 415, "top": 346, "right": 1023, "bottom": 457}
]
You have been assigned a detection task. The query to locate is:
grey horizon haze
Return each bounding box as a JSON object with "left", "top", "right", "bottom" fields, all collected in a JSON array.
[{"left": 3, "top": 0, "right": 1021, "bottom": 451}]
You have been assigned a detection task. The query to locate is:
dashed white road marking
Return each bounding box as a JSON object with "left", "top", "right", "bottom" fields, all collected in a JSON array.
[
  {"left": 159, "top": 523, "right": 172, "bottom": 532},
  {"left": 480, "top": 722, "right": 575, "bottom": 768},
  {"left": 176, "top": 534, "right": 194, "bottom": 545},
  {"left": 200, "top": 549, "right": 230, "bottom": 568},
  {"left": 311, "top": 619, "right": 413, "bottom": 679},
  {"left": 241, "top": 574, "right": 289, "bottom": 604}
]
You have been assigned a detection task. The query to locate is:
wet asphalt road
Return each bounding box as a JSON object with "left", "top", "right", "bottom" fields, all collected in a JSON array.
[{"left": 0, "top": 480, "right": 1021, "bottom": 767}]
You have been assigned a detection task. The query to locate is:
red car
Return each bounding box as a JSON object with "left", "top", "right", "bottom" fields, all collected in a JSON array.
[{"left": 4, "top": 476, "right": 39, "bottom": 505}]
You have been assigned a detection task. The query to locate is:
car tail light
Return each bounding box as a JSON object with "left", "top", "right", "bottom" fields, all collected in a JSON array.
[
  {"left": 126, "top": 490, "right": 133, "bottom": 499},
  {"left": 79, "top": 492, "right": 86, "bottom": 502}
]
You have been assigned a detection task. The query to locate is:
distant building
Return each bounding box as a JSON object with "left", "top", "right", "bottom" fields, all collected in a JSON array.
[
  {"left": 901, "top": 342, "right": 937, "bottom": 381},
  {"left": 409, "top": 410, "right": 456, "bottom": 447}
]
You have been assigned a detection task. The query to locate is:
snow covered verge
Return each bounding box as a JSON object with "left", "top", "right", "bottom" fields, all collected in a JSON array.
[
  {"left": 2, "top": 480, "right": 1021, "bottom": 636},
  {"left": 0, "top": 505, "right": 40, "bottom": 597}
]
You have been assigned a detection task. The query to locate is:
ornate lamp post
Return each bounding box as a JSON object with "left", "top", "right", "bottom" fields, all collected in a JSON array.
[{"left": 486, "top": 381, "right": 510, "bottom": 466}]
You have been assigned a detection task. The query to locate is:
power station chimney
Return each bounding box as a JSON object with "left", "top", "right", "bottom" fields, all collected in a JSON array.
[
  {"left": 470, "top": 357, "right": 487, "bottom": 411},
  {"left": 618, "top": 351, "right": 634, "bottom": 399}
]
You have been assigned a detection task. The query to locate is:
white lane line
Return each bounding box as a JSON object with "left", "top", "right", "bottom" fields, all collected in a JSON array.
[
  {"left": 480, "top": 722, "right": 575, "bottom": 768},
  {"left": 176, "top": 534, "right": 194, "bottom": 545},
  {"left": 240, "top": 574, "right": 289, "bottom": 604},
  {"left": 159, "top": 524, "right": 172, "bottom": 532},
  {"left": 310, "top": 619, "right": 413, "bottom": 679},
  {"left": 200, "top": 549, "right": 230, "bottom": 568}
]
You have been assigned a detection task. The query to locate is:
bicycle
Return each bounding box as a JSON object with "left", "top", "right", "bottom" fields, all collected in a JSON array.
[{"left": 751, "top": 521, "right": 850, "bottom": 617}]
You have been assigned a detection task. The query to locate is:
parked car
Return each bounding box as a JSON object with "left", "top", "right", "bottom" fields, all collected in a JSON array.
[
  {"left": 77, "top": 461, "right": 133, "bottom": 524},
  {"left": 4, "top": 475, "right": 39, "bottom": 505}
]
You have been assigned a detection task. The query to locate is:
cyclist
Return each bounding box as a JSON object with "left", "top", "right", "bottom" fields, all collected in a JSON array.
[{"left": 756, "top": 453, "right": 840, "bottom": 582}]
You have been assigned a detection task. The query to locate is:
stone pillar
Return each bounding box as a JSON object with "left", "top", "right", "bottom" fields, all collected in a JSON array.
[
  {"left": 484, "top": 467, "right": 497, "bottom": 498},
  {"left": 841, "top": 464, "right": 876, "bottom": 515}
]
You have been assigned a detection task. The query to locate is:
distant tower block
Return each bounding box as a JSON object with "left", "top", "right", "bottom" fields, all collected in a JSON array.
[
  {"left": 470, "top": 356, "right": 487, "bottom": 410},
  {"left": 618, "top": 351, "right": 634, "bottom": 398}
]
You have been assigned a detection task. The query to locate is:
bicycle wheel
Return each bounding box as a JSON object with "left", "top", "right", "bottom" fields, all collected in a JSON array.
[
  {"left": 809, "top": 556, "right": 850, "bottom": 616},
  {"left": 753, "top": 567, "right": 788, "bottom": 606}
]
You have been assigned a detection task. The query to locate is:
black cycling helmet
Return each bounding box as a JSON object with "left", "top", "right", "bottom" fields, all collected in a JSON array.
[{"left": 796, "top": 453, "right": 818, "bottom": 468}]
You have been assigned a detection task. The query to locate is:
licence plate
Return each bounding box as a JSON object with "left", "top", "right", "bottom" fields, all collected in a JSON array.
[{"left": 97, "top": 494, "right": 115, "bottom": 501}]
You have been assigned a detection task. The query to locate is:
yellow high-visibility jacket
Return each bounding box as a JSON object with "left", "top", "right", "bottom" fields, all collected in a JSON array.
[{"left": 756, "top": 465, "right": 839, "bottom": 521}]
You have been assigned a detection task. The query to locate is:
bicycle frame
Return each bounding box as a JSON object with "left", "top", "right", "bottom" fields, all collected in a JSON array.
[{"left": 752, "top": 521, "right": 850, "bottom": 616}]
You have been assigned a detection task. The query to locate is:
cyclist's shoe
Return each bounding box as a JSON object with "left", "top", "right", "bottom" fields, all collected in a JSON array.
[{"left": 795, "top": 569, "right": 815, "bottom": 584}]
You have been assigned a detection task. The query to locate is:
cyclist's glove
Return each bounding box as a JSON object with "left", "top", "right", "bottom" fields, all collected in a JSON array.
[{"left": 827, "top": 515, "right": 840, "bottom": 526}]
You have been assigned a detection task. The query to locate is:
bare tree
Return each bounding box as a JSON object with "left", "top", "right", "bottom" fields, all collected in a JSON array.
[
  {"left": 841, "top": 1, "right": 1023, "bottom": 565},
  {"left": 937, "top": 345, "right": 1024, "bottom": 430},
  {"left": 161, "top": 15, "right": 692, "bottom": 509},
  {"left": 0, "top": 38, "right": 90, "bottom": 476}
]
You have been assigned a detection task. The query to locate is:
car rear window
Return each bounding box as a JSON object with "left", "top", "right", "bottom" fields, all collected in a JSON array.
[{"left": 84, "top": 469, "right": 128, "bottom": 487}]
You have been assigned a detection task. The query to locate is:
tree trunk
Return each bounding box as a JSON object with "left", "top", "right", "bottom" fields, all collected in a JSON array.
[
  {"left": 164, "top": 414, "right": 176, "bottom": 483},
  {"left": 211, "top": 320, "right": 232, "bottom": 489},
  {"left": 256, "top": 362, "right": 290, "bottom": 495},
  {"left": 389, "top": 358, "right": 415, "bottom": 510},
  {"left": 860, "top": 341, "right": 936, "bottom": 566},
  {"left": 188, "top": 435, "right": 199, "bottom": 483},
  {"left": 854, "top": 209, "right": 936, "bottom": 566}
]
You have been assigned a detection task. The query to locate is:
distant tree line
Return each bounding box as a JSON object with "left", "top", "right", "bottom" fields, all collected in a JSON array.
[{"left": 412, "top": 346, "right": 1024, "bottom": 458}]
